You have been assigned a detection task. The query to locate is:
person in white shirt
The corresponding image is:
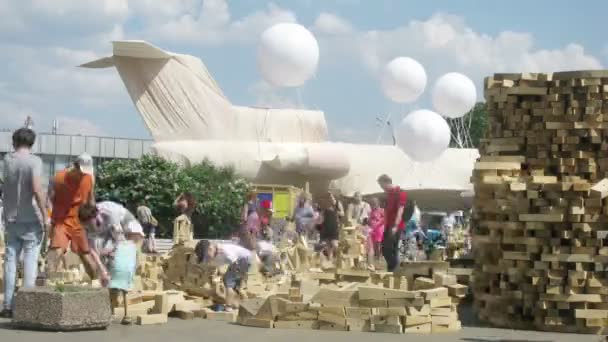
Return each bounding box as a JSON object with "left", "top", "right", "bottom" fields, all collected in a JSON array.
[
  {"left": 195, "top": 240, "right": 253, "bottom": 291},
  {"left": 78, "top": 201, "right": 144, "bottom": 287},
  {"left": 256, "top": 240, "right": 279, "bottom": 276},
  {"left": 79, "top": 201, "right": 144, "bottom": 325},
  {"left": 346, "top": 192, "right": 371, "bottom": 227}
]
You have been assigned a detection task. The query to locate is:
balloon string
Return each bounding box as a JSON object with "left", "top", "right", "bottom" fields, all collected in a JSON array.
[
  {"left": 296, "top": 87, "right": 304, "bottom": 108},
  {"left": 376, "top": 111, "right": 392, "bottom": 144}
]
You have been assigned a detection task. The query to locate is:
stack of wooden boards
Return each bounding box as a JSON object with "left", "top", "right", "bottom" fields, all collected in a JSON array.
[
  {"left": 134, "top": 254, "right": 164, "bottom": 291},
  {"left": 238, "top": 270, "right": 465, "bottom": 334},
  {"left": 115, "top": 290, "right": 235, "bottom": 325},
  {"left": 0, "top": 234, "right": 4, "bottom": 289},
  {"left": 337, "top": 226, "right": 368, "bottom": 271},
  {"left": 473, "top": 71, "right": 608, "bottom": 333}
]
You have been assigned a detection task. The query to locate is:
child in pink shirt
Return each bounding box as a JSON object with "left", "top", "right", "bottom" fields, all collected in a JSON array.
[{"left": 369, "top": 197, "right": 385, "bottom": 262}]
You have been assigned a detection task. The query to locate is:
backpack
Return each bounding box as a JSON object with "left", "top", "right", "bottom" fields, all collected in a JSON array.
[{"left": 402, "top": 198, "right": 416, "bottom": 223}]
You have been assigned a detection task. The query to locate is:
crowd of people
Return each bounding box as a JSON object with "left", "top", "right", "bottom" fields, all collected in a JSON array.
[
  {"left": 0, "top": 128, "right": 160, "bottom": 323},
  {"left": 0, "top": 126, "right": 468, "bottom": 323}
]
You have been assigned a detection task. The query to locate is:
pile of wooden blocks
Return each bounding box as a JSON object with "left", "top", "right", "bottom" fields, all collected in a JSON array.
[
  {"left": 237, "top": 275, "right": 463, "bottom": 334},
  {"left": 116, "top": 290, "right": 236, "bottom": 325},
  {"left": 134, "top": 254, "right": 165, "bottom": 291},
  {"left": 0, "top": 234, "right": 4, "bottom": 290},
  {"left": 473, "top": 71, "right": 608, "bottom": 333},
  {"left": 337, "top": 226, "right": 367, "bottom": 271}
]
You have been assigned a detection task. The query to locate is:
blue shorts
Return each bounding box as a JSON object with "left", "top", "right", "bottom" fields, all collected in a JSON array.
[{"left": 223, "top": 257, "right": 250, "bottom": 289}]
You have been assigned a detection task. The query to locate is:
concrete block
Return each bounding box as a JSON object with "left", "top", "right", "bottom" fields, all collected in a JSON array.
[{"left": 13, "top": 286, "right": 112, "bottom": 331}]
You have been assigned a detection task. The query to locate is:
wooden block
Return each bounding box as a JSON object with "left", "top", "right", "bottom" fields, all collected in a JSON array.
[
  {"left": 277, "top": 311, "right": 318, "bottom": 321},
  {"left": 431, "top": 314, "right": 458, "bottom": 325},
  {"left": 137, "top": 314, "right": 168, "bottom": 325},
  {"left": 239, "top": 297, "right": 268, "bottom": 318},
  {"left": 358, "top": 286, "right": 419, "bottom": 300},
  {"left": 433, "top": 272, "right": 457, "bottom": 287},
  {"left": 414, "top": 277, "right": 436, "bottom": 290},
  {"left": 420, "top": 287, "right": 449, "bottom": 300},
  {"left": 173, "top": 310, "right": 195, "bottom": 320},
  {"left": 311, "top": 289, "right": 357, "bottom": 307},
  {"left": 519, "top": 214, "right": 564, "bottom": 222},
  {"left": 428, "top": 297, "right": 452, "bottom": 308},
  {"left": 359, "top": 299, "right": 387, "bottom": 308},
  {"left": 374, "top": 323, "right": 403, "bottom": 334},
  {"left": 475, "top": 162, "right": 522, "bottom": 170},
  {"left": 238, "top": 317, "right": 274, "bottom": 328},
  {"left": 274, "top": 320, "right": 319, "bottom": 330},
  {"left": 403, "top": 315, "right": 431, "bottom": 326},
  {"left": 575, "top": 309, "right": 608, "bottom": 319},
  {"left": 151, "top": 294, "right": 170, "bottom": 314},
  {"left": 280, "top": 301, "right": 309, "bottom": 314},
  {"left": 447, "top": 284, "right": 468, "bottom": 297},
  {"left": 432, "top": 320, "right": 462, "bottom": 332},
  {"left": 404, "top": 323, "right": 431, "bottom": 333},
  {"left": 371, "top": 315, "right": 401, "bottom": 326},
  {"left": 318, "top": 311, "right": 346, "bottom": 326},
  {"left": 175, "top": 300, "right": 203, "bottom": 312},
  {"left": 206, "top": 311, "right": 237, "bottom": 322},
  {"left": 318, "top": 321, "right": 347, "bottom": 331},
  {"left": 387, "top": 297, "right": 424, "bottom": 307},
  {"left": 430, "top": 306, "right": 456, "bottom": 316},
  {"left": 346, "top": 318, "right": 372, "bottom": 332},
  {"left": 407, "top": 305, "right": 430, "bottom": 316},
  {"left": 345, "top": 307, "right": 372, "bottom": 319},
  {"left": 374, "top": 307, "right": 406, "bottom": 316}
]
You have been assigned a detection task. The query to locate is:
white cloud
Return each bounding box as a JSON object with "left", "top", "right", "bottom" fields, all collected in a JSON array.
[
  {"left": 56, "top": 116, "right": 107, "bottom": 136},
  {"left": 0, "top": 0, "right": 128, "bottom": 40},
  {"left": 313, "top": 12, "right": 353, "bottom": 35},
  {"left": 317, "top": 13, "right": 602, "bottom": 84},
  {"left": 143, "top": 0, "right": 297, "bottom": 45}
]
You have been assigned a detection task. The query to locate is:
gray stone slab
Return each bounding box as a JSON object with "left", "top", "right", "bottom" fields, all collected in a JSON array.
[{"left": 13, "top": 286, "right": 111, "bottom": 331}]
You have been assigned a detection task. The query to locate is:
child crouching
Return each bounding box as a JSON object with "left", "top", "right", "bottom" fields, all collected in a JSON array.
[
  {"left": 195, "top": 240, "right": 253, "bottom": 309},
  {"left": 79, "top": 201, "right": 145, "bottom": 325}
]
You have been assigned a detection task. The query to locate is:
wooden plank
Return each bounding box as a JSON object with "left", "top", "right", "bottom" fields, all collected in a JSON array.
[
  {"left": 519, "top": 214, "right": 564, "bottom": 222},
  {"left": 274, "top": 320, "right": 319, "bottom": 330},
  {"left": 574, "top": 309, "right": 608, "bottom": 319},
  {"left": 137, "top": 314, "right": 168, "bottom": 325},
  {"left": 358, "top": 286, "right": 420, "bottom": 301}
]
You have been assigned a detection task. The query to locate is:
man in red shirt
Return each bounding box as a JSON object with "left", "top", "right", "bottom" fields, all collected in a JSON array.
[{"left": 377, "top": 174, "right": 407, "bottom": 272}]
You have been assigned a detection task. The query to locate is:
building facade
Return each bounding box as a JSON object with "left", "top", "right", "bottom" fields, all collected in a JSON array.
[{"left": 0, "top": 130, "right": 153, "bottom": 185}]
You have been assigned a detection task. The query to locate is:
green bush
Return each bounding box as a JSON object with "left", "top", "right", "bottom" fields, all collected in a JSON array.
[{"left": 95, "top": 155, "right": 249, "bottom": 238}]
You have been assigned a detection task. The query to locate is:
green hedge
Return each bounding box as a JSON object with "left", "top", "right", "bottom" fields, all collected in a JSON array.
[{"left": 95, "top": 155, "right": 249, "bottom": 238}]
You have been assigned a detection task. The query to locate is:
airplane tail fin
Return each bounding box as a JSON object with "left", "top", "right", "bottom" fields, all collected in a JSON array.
[{"left": 80, "top": 40, "right": 328, "bottom": 144}]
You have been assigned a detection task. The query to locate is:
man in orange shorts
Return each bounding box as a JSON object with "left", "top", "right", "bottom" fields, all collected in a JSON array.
[{"left": 46, "top": 153, "right": 106, "bottom": 283}]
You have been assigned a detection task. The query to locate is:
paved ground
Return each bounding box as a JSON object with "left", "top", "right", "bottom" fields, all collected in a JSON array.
[{"left": 0, "top": 316, "right": 604, "bottom": 342}]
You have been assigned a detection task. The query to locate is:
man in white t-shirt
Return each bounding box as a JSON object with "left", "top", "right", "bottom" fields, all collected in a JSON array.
[
  {"left": 256, "top": 240, "right": 279, "bottom": 276},
  {"left": 195, "top": 240, "right": 253, "bottom": 289}
]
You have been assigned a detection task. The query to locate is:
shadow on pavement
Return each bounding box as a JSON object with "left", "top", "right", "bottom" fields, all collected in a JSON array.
[
  {"left": 0, "top": 321, "right": 15, "bottom": 331},
  {"left": 461, "top": 340, "right": 553, "bottom": 342}
]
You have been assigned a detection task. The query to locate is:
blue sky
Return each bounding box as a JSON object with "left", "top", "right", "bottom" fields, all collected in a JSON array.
[{"left": 0, "top": 0, "right": 604, "bottom": 143}]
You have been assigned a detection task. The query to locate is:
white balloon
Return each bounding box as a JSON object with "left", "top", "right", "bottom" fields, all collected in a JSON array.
[
  {"left": 432, "top": 72, "right": 477, "bottom": 118},
  {"left": 381, "top": 57, "right": 427, "bottom": 103},
  {"left": 257, "top": 23, "right": 319, "bottom": 87},
  {"left": 396, "top": 109, "right": 451, "bottom": 162}
]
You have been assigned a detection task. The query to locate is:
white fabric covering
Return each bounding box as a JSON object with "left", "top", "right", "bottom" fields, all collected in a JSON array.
[{"left": 81, "top": 40, "right": 478, "bottom": 200}]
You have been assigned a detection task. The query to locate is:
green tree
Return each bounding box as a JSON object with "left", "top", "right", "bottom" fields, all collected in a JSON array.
[
  {"left": 447, "top": 102, "right": 488, "bottom": 148},
  {"left": 95, "top": 155, "right": 249, "bottom": 238}
]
